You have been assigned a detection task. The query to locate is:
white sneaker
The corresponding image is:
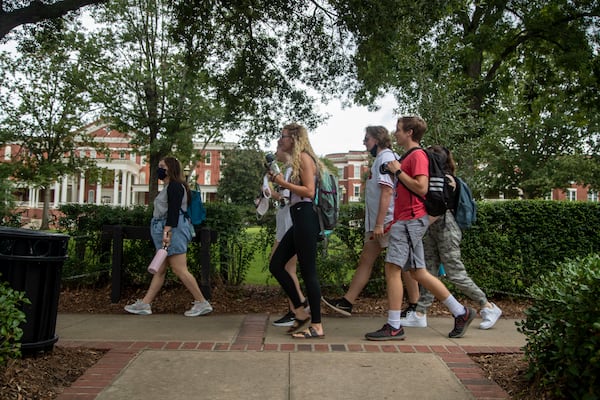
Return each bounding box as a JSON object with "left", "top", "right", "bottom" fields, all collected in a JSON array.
[
  {"left": 479, "top": 303, "right": 502, "bottom": 329},
  {"left": 399, "top": 310, "right": 427, "bottom": 328},
  {"left": 124, "top": 299, "right": 152, "bottom": 315},
  {"left": 184, "top": 300, "right": 213, "bottom": 317}
]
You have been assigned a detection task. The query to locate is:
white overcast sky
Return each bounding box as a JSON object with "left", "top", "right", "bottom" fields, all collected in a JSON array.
[{"left": 260, "top": 94, "right": 399, "bottom": 156}]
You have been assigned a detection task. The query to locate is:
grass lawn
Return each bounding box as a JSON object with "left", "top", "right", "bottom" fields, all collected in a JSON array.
[{"left": 244, "top": 226, "right": 278, "bottom": 286}]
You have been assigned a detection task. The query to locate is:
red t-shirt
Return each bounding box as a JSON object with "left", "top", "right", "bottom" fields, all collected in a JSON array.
[{"left": 394, "top": 149, "right": 429, "bottom": 220}]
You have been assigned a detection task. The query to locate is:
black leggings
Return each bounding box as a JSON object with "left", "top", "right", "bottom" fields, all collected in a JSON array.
[{"left": 269, "top": 201, "right": 321, "bottom": 323}]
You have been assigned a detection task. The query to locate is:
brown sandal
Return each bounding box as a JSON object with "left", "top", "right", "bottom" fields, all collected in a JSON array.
[
  {"left": 286, "top": 316, "right": 310, "bottom": 334},
  {"left": 292, "top": 326, "right": 325, "bottom": 339}
]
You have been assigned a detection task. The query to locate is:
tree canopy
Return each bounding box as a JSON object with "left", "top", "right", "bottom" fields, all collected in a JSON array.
[
  {"left": 71, "top": 0, "right": 353, "bottom": 201},
  {"left": 1, "top": 0, "right": 599, "bottom": 204},
  {"left": 0, "top": 30, "right": 98, "bottom": 228},
  {"left": 333, "top": 0, "right": 600, "bottom": 197}
]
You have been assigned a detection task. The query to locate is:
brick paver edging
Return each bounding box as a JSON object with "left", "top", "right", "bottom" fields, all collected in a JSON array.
[{"left": 55, "top": 314, "right": 520, "bottom": 400}]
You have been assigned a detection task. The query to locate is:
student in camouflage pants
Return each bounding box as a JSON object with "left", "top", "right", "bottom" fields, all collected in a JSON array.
[{"left": 400, "top": 146, "right": 502, "bottom": 330}]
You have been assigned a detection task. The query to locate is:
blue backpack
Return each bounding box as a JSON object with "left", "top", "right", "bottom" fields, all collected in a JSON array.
[
  {"left": 453, "top": 177, "right": 476, "bottom": 229},
  {"left": 188, "top": 186, "right": 206, "bottom": 226}
]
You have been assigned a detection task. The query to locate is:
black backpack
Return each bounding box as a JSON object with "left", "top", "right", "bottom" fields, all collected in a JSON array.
[{"left": 400, "top": 147, "right": 452, "bottom": 217}]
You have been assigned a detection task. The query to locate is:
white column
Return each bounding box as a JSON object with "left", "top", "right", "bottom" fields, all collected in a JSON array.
[
  {"left": 96, "top": 181, "right": 102, "bottom": 205},
  {"left": 126, "top": 172, "right": 133, "bottom": 206},
  {"left": 121, "top": 171, "right": 128, "bottom": 207},
  {"left": 32, "top": 187, "right": 37, "bottom": 207},
  {"left": 113, "top": 170, "right": 119, "bottom": 206},
  {"left": 28, "top": 187, "right": 35, "bottom": 207},
  {"left": 131, "top": 174, "right": 137, "bottom": 205},
  {"left": 60, "top": 176, "right": 68, "bottom": 203},
  {"left": 78, "top": 174, "right": 85, "bottom": 204},
  {"left": 54, "top": 182, "right": 60, "bottom": 207}
]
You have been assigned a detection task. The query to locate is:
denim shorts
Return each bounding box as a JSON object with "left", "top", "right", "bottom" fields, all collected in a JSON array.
[
  {"left": 385, "top": 215, "right": 429, "bottom": 270},
  {"left": 150, "top": 214, "right": 192, "bottom": 256}
]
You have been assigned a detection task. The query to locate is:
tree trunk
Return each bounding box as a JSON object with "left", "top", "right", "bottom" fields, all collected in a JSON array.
[{"left": 40, "top": 186, "right": 52, "bottom": 230}]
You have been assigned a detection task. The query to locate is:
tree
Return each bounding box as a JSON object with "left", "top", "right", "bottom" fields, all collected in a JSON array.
[
  {"left": 333, "top": 0, "right": 600, "bottom": 197},
  {"left": 0, "top": 31, "right": 97, "bottom": 229},
  {"left": 0, "top": 0, "right": 107, "bottom": 40},
  {"left": 75, "top": 0, "right": 352, "bottom": 202},
  {"left": 217, "top": 147, "right": 265, "bottom": 205}
]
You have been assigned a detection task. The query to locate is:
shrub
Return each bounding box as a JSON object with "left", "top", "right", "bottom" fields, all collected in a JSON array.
[
  {"left": 0, "top": 277, "right": 30, "bottom": 365},
  {"left": 517, "top": 254, "right": 600, "bottom": 399}
]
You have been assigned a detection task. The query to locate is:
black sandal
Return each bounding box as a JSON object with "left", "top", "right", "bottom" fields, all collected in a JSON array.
[
  {"left": 286, "top": 316, "right": 310, "bottom": 334},
  {"left": 292, "top": 326, "right": 325, "bottom": 339}
]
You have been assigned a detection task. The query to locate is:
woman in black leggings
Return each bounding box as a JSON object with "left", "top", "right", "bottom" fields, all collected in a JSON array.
[{"left": 269, "top": 123, "right": 324, "bottom": 339}]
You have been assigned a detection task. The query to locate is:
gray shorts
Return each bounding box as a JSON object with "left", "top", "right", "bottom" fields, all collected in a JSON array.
[
  {"left": 385, "top": 215, "right": 429, "bottom": 270},
  {"left": 364, "top": 230, "right": 390, "bottom": 248},
  {"left": 151, "top": 214, "right": 193, "bottom": 256}
]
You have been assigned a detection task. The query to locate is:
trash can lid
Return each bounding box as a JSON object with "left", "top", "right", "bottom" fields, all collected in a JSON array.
[{"left": 0, "top": 227, "right": 69, "bottom": 240}]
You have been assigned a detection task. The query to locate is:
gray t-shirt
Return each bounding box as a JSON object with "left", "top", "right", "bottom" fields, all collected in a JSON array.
[{"left": 153, "top": 183, "right": 188, "bottom": 223}]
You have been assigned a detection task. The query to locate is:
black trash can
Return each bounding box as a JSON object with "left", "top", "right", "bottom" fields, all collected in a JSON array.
[{"left": 0, "top": 227, "right": 69, "bottom": 354}]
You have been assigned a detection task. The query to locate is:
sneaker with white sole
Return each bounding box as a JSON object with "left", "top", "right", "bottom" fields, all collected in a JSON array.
[
  {"left": 399, "top": 310, "right": 427, "bottom": 327},
  {"left": 272, "top": 310, "right": 295, "bottom": 327},
  {"left": 184, "top": 300, "right": 213, "bottom": 317},
  {"left": 124, "top": 299, "right": 152, "bottom": 315},
  {"left": 365, "top": 323, "right": 406, "bottom": 341},
  {"left": 322, "top": 297, "right": 352, "bottom": 317},
  {"left": 479, "top": 303, "right": 502, "bottom": 329},
  {"left": 448, "top": 306, "right": 476, "bottom": 338}
]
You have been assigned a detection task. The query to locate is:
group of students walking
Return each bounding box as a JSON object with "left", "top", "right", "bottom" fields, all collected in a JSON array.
[
  {"left": 270, "top": 116, "right": 502, "bottom": 340},
  {"left": 123, "top": 116, "right": 502, "bottom": 342}
]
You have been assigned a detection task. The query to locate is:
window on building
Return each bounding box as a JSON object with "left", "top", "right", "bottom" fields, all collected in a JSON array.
[
  {"left": 353, "top": 164, "right": 360, "bottom": 179},
  {"left": 88, "top": 190, "right": 95, "bottom": 203},
  {"left": 90, "top": 150, "right": 96, "bottom": 159},
  {"left": 204, "top": 170, "right": 211, "bottom": 185},
  {"left": 4, "top": 146, "right": 11, "bottom": 160},
  {"left": 588, "top": 190, "right": 598, "bottom": 202},
  {"left": 567, "top": 188, "right": 577, "bottom": 201},
  {"left": 337, "top": 167, "right": 344, "bottom": 178},
  {"left": 204, "top": 152, "right": 211, "bottom": 165},
  {"left": 353, "top": 185, "right": 360, "bottom": 198},
  {"left": 544, "top": 191, "right": 553, "bottom": 201},
  {"left": 119, "top": 151, "right": 126, "bottom": 159}
]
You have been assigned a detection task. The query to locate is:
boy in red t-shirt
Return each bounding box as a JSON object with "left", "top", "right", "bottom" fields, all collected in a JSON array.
[{"left": 365, "top": 116, "right": 476, "bottom": 340}]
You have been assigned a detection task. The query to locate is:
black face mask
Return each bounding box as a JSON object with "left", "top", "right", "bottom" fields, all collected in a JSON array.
[
  {"left": 369, "top": 144, "right": 378, "bottom": 157},
  {"left": 157, "top": 167, "right": 167, "bottom": 180}
]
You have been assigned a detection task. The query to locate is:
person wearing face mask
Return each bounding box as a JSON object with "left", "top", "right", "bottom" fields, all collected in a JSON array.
[
  {"left": 124, "top": 156, "right": 213, "bottom": 317},
  {"left": 322, "top": 126, "right": 403, "bottom": 316}
]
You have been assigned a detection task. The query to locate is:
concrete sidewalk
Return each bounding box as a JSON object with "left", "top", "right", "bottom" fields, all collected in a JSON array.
[{"left": 55, "top": 313, "right": 525, "bottom": 400}]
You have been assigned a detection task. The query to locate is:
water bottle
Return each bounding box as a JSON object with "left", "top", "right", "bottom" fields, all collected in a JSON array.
[
  {"left": 265, "top": 153, "right": 280, "bottom": 175},
  {"left": 148, "top": 246, "right": 168, "bottom": 274}
]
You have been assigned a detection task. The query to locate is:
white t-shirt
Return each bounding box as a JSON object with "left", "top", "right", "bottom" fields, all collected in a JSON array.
[{"left": 364, "top": 148, "right": 396, "bottom": 232}]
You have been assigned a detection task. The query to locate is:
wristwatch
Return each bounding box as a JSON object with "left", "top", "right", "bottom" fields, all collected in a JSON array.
[{"left": 395, "top": 169, "right": 402, "bottom": 178}]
